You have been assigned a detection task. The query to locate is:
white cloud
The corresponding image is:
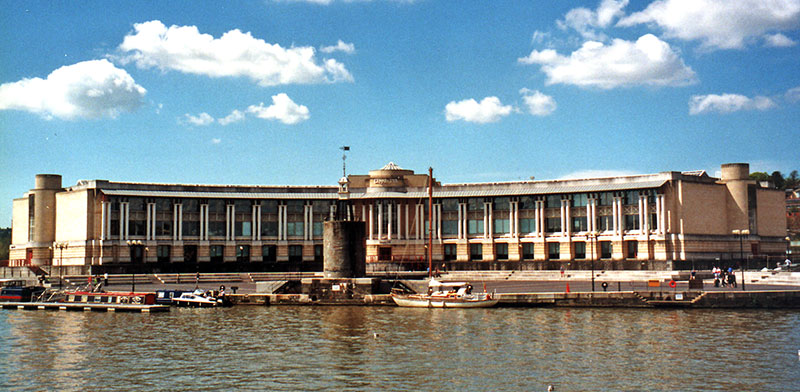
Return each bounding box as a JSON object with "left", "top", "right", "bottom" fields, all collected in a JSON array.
[
  {"left": 559, "top": 169, "right": 639, "bottom": 180},
  {"left": 117, "top": 20, "right": 353, "bottom": 86},
  {"left": 184, "top": 112, "right": 214, "bottom": 126},
  {"left": 0, "top": 59, "right": 145, "bottom": 120},
  {"left": 247, "top": 93, "right": 310, "bottom": 124},
  {"left": 519, "top": 34, "right": 696, "bottom": 89},
  {"left": 211, "top": 138, "right": 222, "bottom": 144},
  {"left": 218, "top": 109, "right": 245, "bottom": 125},
  {"left": 445, "top": 96, "right": 513, "bottom": 124},
  {"left": 558, "top": 0, "right": 629, "bottom": 40},
  {"left": 519, "top": 88, "right": 557, "bottom": 116},
  {"left": 764, "top": 33, "right": 797, "bottom": 47},
  {"left": 320, "top": 40, "right": 355, "bottom": 54},
  {"left": 618, "top": 0, "right": 800, "bottom": 50},
  {"left": 786, "top": 86, "right": 800, "bottom": 102},
  {"left": 688, "top": 93, "right": 777, "bottom": 114}
]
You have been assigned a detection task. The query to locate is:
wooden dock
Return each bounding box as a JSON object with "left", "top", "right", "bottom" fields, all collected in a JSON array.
[{"left": 0, "top": 301, "right": 170, "bottom": 313}]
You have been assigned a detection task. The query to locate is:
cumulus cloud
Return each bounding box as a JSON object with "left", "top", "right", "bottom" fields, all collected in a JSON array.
[
  {"left": 445, "top": 96, "right": 513, "bottom": 124},
  {"left": 618, "top": 0, "right": 800, "bottom": 50},
  {"left": 518, "top": 34, "right": 697, "bottom": 89},
  {"left": 764, "top": 33, "right": 797, "bottom": 47},
  {"left": 211, "top": 138, "right": 222, "bottom": 144},
  {"left": 184, "top": 112, "right": 214, "bottom": 126},
  {"left": 786, "top": 86, "right": 800, "bottom": 102},
  {"left": 247, "top": 93, "right": 310, "bottom": 124},
  {"left": 519, "top": 88, "right": 557, "bottom": 116},
  {"left": 0, "top": 59, "right": 145, "bottom": 120},
  {"left": 218, "top": 109, "right": 245, "bottom": 125},
  {"left": 320, "top": 40, "right": 355, "bottom": 54},
  {"left": 558, "top": 0, "right": 629, "bottom": 40},
  {"left": 688, "top": 93, "right": 777, "bottom": 114},
  {"left": 117, "top": 20, "right": 353, "bottom": 86}
]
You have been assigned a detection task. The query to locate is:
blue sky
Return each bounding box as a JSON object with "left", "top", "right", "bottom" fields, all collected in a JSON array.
[{"left": 1, "top": 0, "right": 799, "bottom": 226}]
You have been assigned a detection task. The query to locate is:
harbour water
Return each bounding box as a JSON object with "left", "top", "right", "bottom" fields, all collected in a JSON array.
[{"left": 1, "top": 307, "right": 798, "bottom": 391}]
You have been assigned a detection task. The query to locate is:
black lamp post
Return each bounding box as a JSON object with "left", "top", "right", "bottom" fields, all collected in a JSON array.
[
  {"left": 126, "top": 240, "right": 143, "bottom": 292},
  {"left": 732, "top": 229, "right": 749, "bottom": 291},
  {"left": 589, "top": 232, "right": 597, "bottom": 292},
  {"left": 54, "top": 242, "right": 68, "bottom": 289}
]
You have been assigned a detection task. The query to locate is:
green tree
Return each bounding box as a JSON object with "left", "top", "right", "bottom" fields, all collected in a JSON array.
[
  {"left": 749, "top": 172, "right": 769, "bottom": 182},
  {"left": 770, "top": 171, "right": 785, "bottom": 189},
  {"left": 786, "top": 170, "right": 800, "bottom": 189}
]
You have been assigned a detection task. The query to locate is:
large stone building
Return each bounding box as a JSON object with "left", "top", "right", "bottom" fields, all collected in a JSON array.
[{"left": 9, "top": 162, "right": 787, "bottom": 273}]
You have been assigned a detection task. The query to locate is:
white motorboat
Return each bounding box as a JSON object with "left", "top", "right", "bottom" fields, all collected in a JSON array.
[
  {"left": 171, "top": 291, "right": 224, "bottom": 307},
  {"left": 391, "top": 280, "right": 499, "bottom": 308}
]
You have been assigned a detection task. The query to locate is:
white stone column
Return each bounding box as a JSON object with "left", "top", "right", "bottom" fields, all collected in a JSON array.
[
  {"left": 436, "top": 204, "right": 442, "bottom": 239},
  {"left": 255, "top": 205, "right": 261, "bottom": 241},
  {"left": 177, "top": 204, "right": 183, "bottom": 241},
  {"left": 387, "top": 202, "right": 393, "bottom": 240},
  {"left": 282, "top": 205, "right": 288, "bottom": 241},
  {"left": 378, "top": 203, "right": 384, "bottom": 240},
  {"left": 145, "top": 203, "right": 152, "bottom": 241},
  {"left": 277, "top": 205, "right": 283, "bottom": 241},
  {"left": 121, "top": 202, "right": 129, "bottom": 240},
  {"left": 483, "top": 202, "right": 490, "bottom": 239},
  {"left": 565, "top": 200, "right": 571, "bottom": 236},
  {"left": 657, "top": 194, "right": 665, "bottom": 235},
  {"left": 641, "top": 196, "right": 649, "bottom": 233},
  {"left": 612, "top": 199, "right": 618, "bottom": 236},
  {"left": 457, "top": 203, "right": 463, "bottom": 239},
  {"left": 369, "top": 204, "right": 374, "bottom": 240},
  {"left": 511, "top": 201, "right": 518, "bottom": 238},
  {"left": 100, "top": 202, "right": 108, "bottom": 241},
  {"left": 397, "top": 204, "right": 402, "bottom": 240},
  {"left": 405, "top": 204, "right": 410, "bottom": 240}
]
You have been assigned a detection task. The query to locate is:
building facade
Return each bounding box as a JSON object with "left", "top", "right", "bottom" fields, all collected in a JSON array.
[{"left": 9, "top": 162, "right": 787, "bottom": 273}]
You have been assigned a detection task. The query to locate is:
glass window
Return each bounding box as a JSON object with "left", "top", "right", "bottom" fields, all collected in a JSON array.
[
  {"left": 184, "top": 221, "right": 200, "bottom": 237},
  {"left": 286, "top": 200, "right": 304, "bottom": 214},
  {"left": 574, "top": 242, "right": 586, "bottom": 259},
  {"left": 157, "top": 245, "right": 170, "bottom": 263},
  {"left": 287, "top": 222, "right": 304, "bottom": 237},
  {"left": 288, "top": 245, "right": 303, "bottom": 262},
  {"left": 129, "top": 198, "right": 145, "bottom": 212},
  {"left": 441, "top": 198, "right": 459, "bottom": 212},
  {"left": 493, "top": 197, "right": 510, "bottom": 211},
  {"left": 314, "top": 245, "right": 323, "bottom": 262},
  {"left": 522, "top": 243, "right": 534, "bottom": 259},
  {"left": 597, "top": 215, "right": 613, "bottom": 231},
  {"left": 519, "top": 196, "right": 535, "bottom": 210},
  {"left": 493, "top": 219, "right": 510, "bottom": 234},
  {"left": 235, "top": 221, "right": 251, "bottom": 237},
  {"left": 520, "top": 218, "right": 536, "bottom": 234},
  {"left": 261, "top": 221, "right": 278, "bottom": 237},
  {"left": 624, "top": 215, "right": 640, "bottom": 231},
  {"left": 545, "top": 218, "right": 561, "bottom": 233},
  {"left": 155, "top": 198, "right": 172, "bottom": 211},
  {"left": 470, "top": 244, "right": 483, "bottom": 261},
  {"left": 313, "top": 221, "right": 323, "bottom": 237},
  {"left": 262, "top": 245, "right": 276, "bottom": 262},
  {"left": 234, "top": 200, "right": 251, "bottom": 211},
  {"left": 261, "top": 200, "right": 278, "bottom": 212},
  {"left": 598, "top": 192, "right": 613, "bottom": 206},
  {"left": 444, "top": 244, "right": 457, "bottom": 261},
  {"left": 184, "top": 199, "right": 200, "bottom": 213},
  {"left": 467, "top": 198, "right": 483, "bottom": 211},
  {"left": 545, "top": 195, "right": 561, "bottom": 208},
  {"left": 571, "top": 217, "right": 587, "bottom": 232},
  {"left": 572, "top": 193, "right": 588, "bottom": 207},
  {"left": 208, "top": 199, "right": 225, "bottom": 213},
  {"left": 210, "top": 245, "right": 224, "bottom": 263},
  {"left": 208, "top": 221, "right": 226, "bottom": 237},
  {"left": 649, "top": 213, "right": 658, "bottom": 230},
  {"left": 496, "top": 243, "right": 508, "bottom": 260},
  {"left": 627, "top": 241, "right": 638, "bottom": 258},
  {"left": 600, "top": 241, "right": 612, "bottom": 259},
  {"left": 156, "top": 220, "right": 172, "bottom": 236},
  {"left": 548, "top": 243, "right": 560, "bottom": 260},
  {"left": 441, "top": 220, "right": 457, "bottom": 235},
  {"left": 624, "top": 191, "right": 639, "bottom": 205},
  {"left": 467, "top": 220, "right": 484, "bottom": 235},
  {"left": 183, "top": 245, "right": 197, "bottom": 263},
  {"left": 312, "top": 200, "right": 329, "bottom": 214}
]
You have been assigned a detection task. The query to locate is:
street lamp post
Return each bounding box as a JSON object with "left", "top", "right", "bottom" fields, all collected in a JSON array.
[
  {"left": 53, "top": 242, "right": 68, "bottom": 289},
  {"left": 126, "top": 240, "right": 143, "bottom": 292},
  {"left": 589, "top": 232, "right": 597, "bottom": 292},
  {"left": 786, "top": 236, "right": 792, "bottom": 268},
  {"left": 732, "top": 229, "right": 749, "bottom": 291}
]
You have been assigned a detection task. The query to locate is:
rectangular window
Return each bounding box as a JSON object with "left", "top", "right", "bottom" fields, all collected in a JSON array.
[
  {"left": 598, "top": 192, "right": 613, "bottom": 206},
  {"left": 624, "top": 191, "right": 639, "bottom": 205},
  {"left": 467, "top": 219, "right": 484, "bottom": 235},
  {"left": 157, "top": 245, "right": 170, "bottom": 263},
  {"left": 493, "top": 197, "right": 510, "bottom": 211},
  {"left": 496, "top": 243, "right": 508, "bottom": 260},
  {"left": 545, "top": 218, "right": 561, "bottom": 233},
  {"left": 470, "top": 244, "right": 483, "bottom": 261},
  {"left": 519, "top": 218, "right": 536, "bottom": 234},
  {"left": 235, "top": 221, "right": 251, "bottom": 237},
  {"left": 210, "top": 245, "right": 224, "bottom": 263},
  {"left": 261, "top": 221, "right": 278, "bottom": 237},
  {"left": 184, "top": 221, "right": 200, "bottom": 237},
  {"left": 649, "top": 213, "right": 658, "bottom": 231},
  {"left": 313, "top": 221, "right": 323, "bottom": 237},
  {"left": 286, "top": 200, "right": 304, "bottom": 214},
  {"left": 441, "top": 198, "right": 459, "bottom": 211},
  {"left": 467, "top": 198, "right": 483, "bottom": 211},
  {"left": 545, "top": 195, "right": 561, "bottom": 208},
  {"left": 236, "top": 245, "right": 250, "bottom": 262},
  {"left": 597, "top": 215, "right": 612, "bottom": 231},
  {"left": 156, "top": 220, "right": 172, "bottom": 236},
  {"left": 130, "top": 220, "right": 147, "bottom": 236},
  {"left": 314, "top": 245, "right": 323, "bottom": 262},
  {"left": 624, "top": 215, "right": 640, "bottom": 231},
  {"left": 262, "top": 245, "right": 276, "bottom": 262},
  {"left": 184, "top": 245, "right": 197, "bottom": 263},
  {"left": 441, "top": 220, "right": 458, "bottom": 235},
  {"left": 572, "top": 193, "right": 588, "bottom": 207},
  {"left": 493, "top": 219, "right": 510, "bottom": 234},
  {"left": 571, "top": 217, "right": 587, "bottom": 232},
  {"left": 288, "top": 245, "right": 303, "bottom": 262},
  {"left": 627, "top": 241, "right": 638, "bottom": 258},
  {"left": 548, "top": 243, "right": 560, "bottom": 260},
  {"left": 574, "top": 242, "right": 586, "bottom": 259},
  {"left": 444, "top": 244, "right": 457, "bottom": 261},
  {"left": 600, "top": 241, "right": 612, "bottom": 259},
  {"left": 287, "top": 221, "right": 304, "bottom": 237},
  {"left": 522, "top": 243, "right": 534, "bottom": 260}
]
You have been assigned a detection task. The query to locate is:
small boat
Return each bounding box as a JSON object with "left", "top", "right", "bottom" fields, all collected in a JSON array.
[
  {"left": 391, "top": 279, "right": 499, "bottom": 308},
  {"left": 171, "top": 290, "right": 228, "bottom": 307},
  {"left": 63, "top": 290, "right": 157, "bottom": 305}
]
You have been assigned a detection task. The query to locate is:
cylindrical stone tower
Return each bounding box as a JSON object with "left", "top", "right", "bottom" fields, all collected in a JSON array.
[
  {"left": 720, "top": 163, "right": 751, "bottom": 232},
  {"left": 323, "top": 221, "right": 366, "bottom": 278},
  {"left": 30, "top": 174, "right": 62, "bottom": 265}
]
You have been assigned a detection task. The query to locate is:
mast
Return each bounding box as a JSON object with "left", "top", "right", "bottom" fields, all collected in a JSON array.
[{"left": 428, "top": 167, "right": 433, "bottom": 279}]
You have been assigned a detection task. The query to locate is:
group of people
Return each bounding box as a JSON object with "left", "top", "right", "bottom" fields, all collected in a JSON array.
[{"left": 712, "top": 266, "right": 737, "bottom": 288}]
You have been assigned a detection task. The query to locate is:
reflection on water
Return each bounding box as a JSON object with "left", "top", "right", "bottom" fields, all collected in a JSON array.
[{"left": 1, "top": 307, "right": 798, "bottom": 391}]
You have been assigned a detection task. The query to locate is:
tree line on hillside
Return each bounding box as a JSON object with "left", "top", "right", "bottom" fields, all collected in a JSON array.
[{"left": 749, "top": 170, "right": 799, "bottom": 190}]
